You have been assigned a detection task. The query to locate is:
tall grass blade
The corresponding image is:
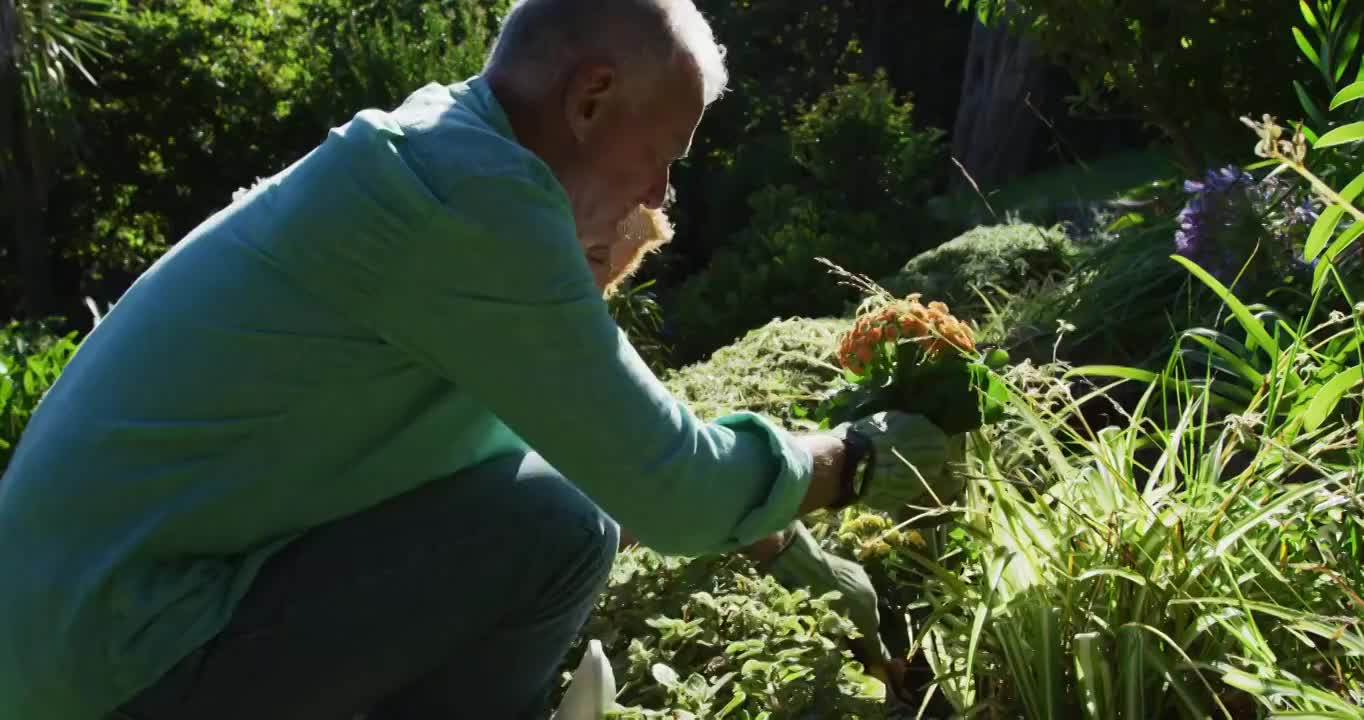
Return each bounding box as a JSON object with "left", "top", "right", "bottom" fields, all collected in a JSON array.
[
  {"left": 1303, "top": 364, "right": 1364, "bottom": 431},
  {"left": 1118, "top": 625, "right": 1146, "bottom": 719},
  {"left": 1169, "top": 256, "right": 1277, "bottom": 353},
  {"left": 1217, "top": 665, "right": 1364, "bottom": 716}
]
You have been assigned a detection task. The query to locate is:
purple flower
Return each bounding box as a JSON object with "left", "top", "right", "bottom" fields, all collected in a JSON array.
[{"left": 1169, "top": 164, "right": 1309, "bottom": 286}]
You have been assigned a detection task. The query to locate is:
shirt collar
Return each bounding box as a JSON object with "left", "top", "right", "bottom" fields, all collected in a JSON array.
[{"left": 455, "top": 74, "right": 519, "bottom": 143}]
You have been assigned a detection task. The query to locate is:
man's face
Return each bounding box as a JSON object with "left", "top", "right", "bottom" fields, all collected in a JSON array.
[{"left": 561, "top": 53, "right": 704, "bottom": 278}]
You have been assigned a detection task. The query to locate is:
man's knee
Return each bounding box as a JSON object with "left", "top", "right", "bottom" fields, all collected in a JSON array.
[{"left": 514, "top": 455, "right": 618, "bottom": 605}]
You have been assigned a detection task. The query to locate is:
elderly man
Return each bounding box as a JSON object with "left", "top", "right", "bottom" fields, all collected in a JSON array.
[{"left": 0, "top": 1, "right": 968, "bottom": 719}]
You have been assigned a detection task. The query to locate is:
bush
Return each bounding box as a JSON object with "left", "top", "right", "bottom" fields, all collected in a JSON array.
[
  {"left": 49, "top": 0, "right": 504, "bottom": 298},
  {"left": 0, "top": 321, "right": 80, "bottom": 470},
  {"left": 879, "top": 221, "right": 1078, "bottom": 311},
  {"left": 669, "top": 71, "right": 952, "bottom": 362},
  {"left": 661, "top": 316, "right": 850, "bottom": 430},
  {"left": 947, "top": 0, "right": 1302, "bottom": 171},
  {"left": 561, "top": 548, "right": 890, "bottom": 719}
]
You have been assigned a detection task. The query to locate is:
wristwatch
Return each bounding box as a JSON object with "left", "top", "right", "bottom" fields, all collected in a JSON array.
[{"left": 832, "top": 428, "right": 875, "bottom": 509}]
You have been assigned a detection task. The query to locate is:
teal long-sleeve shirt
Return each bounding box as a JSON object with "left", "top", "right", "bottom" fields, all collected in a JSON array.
[{"left": 0, "top": 77, "right": 813, "bottom": 719}]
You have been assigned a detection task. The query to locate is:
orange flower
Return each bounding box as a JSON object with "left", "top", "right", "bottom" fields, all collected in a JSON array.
[{"left": 836, "top": 294, "right": 976, "bottom": 374}]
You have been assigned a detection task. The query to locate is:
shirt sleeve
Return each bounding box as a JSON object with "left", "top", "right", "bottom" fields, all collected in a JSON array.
[{"left": 368, "top": 171, "right": 814, "bottom": 556}]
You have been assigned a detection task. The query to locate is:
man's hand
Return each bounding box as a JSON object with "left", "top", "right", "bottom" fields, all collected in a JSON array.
[
  {"left": 759, "top": 520, "right": 888, "bottom": 665},
  {"left": 832, "top": 411, "right": 967, "bottom": 519}
]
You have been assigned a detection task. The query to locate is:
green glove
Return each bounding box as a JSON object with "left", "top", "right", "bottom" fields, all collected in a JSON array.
[
  {"left": 891, "top": 346, "right": 1010, "bottom": 436},
  {"left": 763, "top": 519, "right": 888, "bottom": 664},
  {"left": 833, "top": 411, "right": 967, "bottom": 518}
]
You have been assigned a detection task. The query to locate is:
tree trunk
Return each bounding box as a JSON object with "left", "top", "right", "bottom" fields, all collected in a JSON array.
[
  {"left": 0, "top": 0, "right": 13, "bottom": 70},
  {"left": 0, "top": 0, "right": 16, "bottom": 176},
  {"left": 949, "top": 5, "right": 1047, "bottom": 194},
  {"left": 13, "top": 171, "right": 52, "bottom": 319},
  {"left": 1, "top": 0, "right": 58, "bottom": 320}
]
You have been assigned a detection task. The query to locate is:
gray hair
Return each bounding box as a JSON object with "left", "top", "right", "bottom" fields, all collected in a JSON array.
[{"left": 483, "top": 0, "right": 728, "bottom": 107}]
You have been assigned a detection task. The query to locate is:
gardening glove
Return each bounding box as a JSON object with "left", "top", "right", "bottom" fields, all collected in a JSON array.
[
  {"left": 762, "top": 519, "right": 889, "bottom": 665},
  {"left": 890, "top": 345, "right": 1010, "bottom": 436},
  {"left": 832, "top": 411, "right": 967, "bottom": 520}
]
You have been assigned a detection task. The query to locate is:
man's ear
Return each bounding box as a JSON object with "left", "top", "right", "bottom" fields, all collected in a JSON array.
[{"left": 564, "top": 60, "right": 618, "bottom": 144}]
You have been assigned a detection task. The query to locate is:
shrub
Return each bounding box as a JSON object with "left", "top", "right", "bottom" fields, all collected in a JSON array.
[
  {"left": 947, "top": 0, "right": 1302, "bottom": 171},
  {"left": 563, "top": 548, "right": 890, "bottom": 719},
  {"left": 0, "top": 321, "right": 80, "bottom": 470},
  {"left": 879, "top": 221, "right": 1078, "bottom": 312},
  {"left": 669, "top": 71, "right": 951, "bottom": 362},
  {"left": 660, "top": 316, "right": 850, "bottom": 430},
  {"left": 49, "top": 0, "right": 504, "bottom": 297}
]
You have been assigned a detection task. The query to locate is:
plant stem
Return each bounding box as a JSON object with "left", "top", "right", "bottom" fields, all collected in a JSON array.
[{"left": 1285, "top": 159, "right": 1364, "bottom": 223}]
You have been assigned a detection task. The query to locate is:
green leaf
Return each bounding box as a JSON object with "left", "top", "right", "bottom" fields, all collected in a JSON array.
[
  {"left": 1217, "top": 665, "right": 1364, "bottom": 715},
  {"left": 1331, "top": 80, "right": 1364, "bottom": 109},
  {"left": 1339, "top": 15, "right": 1364, "bottom": 82},
  {"left": 1063, "top": 365, "right": 1159, "bottom": 384},
  {"left": 1077, "top": 567, "right": 1149, "bottom": 586},
  {"left": 1302, "top": 364, "right": 1364, "bottom": 431},
  {"left": 1074, "top": 632, "right": 1112, "bottom": 720},
  {"left": 1337, "top": 166, "right": 1364, "bottom": 203},
  {"left": 1301, "top": 0, "right": 1323, "bottom": 34},
  {"left": 1118, "top": 626, "right": 1146, "bottom": 720},
  {"left": 1306, "top": 169, "right": 1364, "bottom": 262},
  {"left": 1180, "top": 329, "right": 1265, "bottom": 386},
  {"left": 1298, "top": 80, "right": 1333, "bottom": 132},
  {"left": 716, "top": 689, "right": 746, "bottom": 717},
  {"left": 1314, "top": 120, "right": 1364, "bottom": 147},
  {"left": 1306, "top": 205, "right": 1347, "bottom": 261},
  {"left": 1313, "top": 221, "right": 1364, "bottom": 291},
  {"left": 1168, "top": 255, "right": 1278, "bottom": 354},
  {"left": 1332, "top": 0, "right": 1353, "bottom": 33},
  {"left": 1296, "top": 25, "right": 1324, "bottom": 67}
]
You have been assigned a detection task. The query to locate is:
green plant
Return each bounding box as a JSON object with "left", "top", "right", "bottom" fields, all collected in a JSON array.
[
  {"left": 879, "top": 222, "right": 1079, "bottom": 313},
  {"left": 660, "top": 316, "right": 851, "bottom": 431},
  {"left": 1, "top": 0, "right": 126, "bottom": 317},
  {"left": 899, "top": 354, "right": 1364, "bottom": 717},
  {"left": 971, "top": 218, "right": 1208, "bottom": 369},
  {"left": 1291, "top": 0, "right": 1364, "bottom": 155},
  {"left": 48, "top": 0, "right": 504, "bottom": 296},
  {"left": 565, "top": 548, "right": 888, "bottom": 719},
  {"left": 608, "top": 279, "right": 674, "bottom": 375},
  {"left": 946, "top": 0, "right": 1302, "bottom": 172},
  {"left": 0, "top": 319, "right": 79, "bottom": 469},
  {"left": 802, "top": 278, "right": 1009, "bottom": 438},
  {"left": 670, "top": 71, "right": 950, "bottom": 363}
]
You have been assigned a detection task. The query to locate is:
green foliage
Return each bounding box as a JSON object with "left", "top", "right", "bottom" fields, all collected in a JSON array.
[
  {"left": 7, "top": 0, "right": 124, "bottom": 141},
  {"left": 49, "top": 0, "right": 504, "bottom": 285},
  {"left": 1293, "top": 0, "right": 1364, "bottom": 150},
  {"left": 879, "top": 222, "right": 1079, "bottom": 312},
  {"left": 0, "top": 320, "right": 79, "bottom": 469},
  {"left": 670, "top": 72, "right": 950, "bottom": 362},
  {"left": 660, "top": 317, "right": 850, "bottom": 431},
  {"left": 577, "top": 257, "right": 1363, "bottom": 719},
  {"left": 563, "top": 549, "right": 888, "bottom": 719},
  {"left": 608, "top": 280, "right": 674, "bottom": 375},
  {"left": 907, "top": 350, "right": 1364, "bottom": 717},
  {"left": 947, "top": 0, "right": 1303, "bottom": 171},
  {"left": 972, "top": 219, "right": 1208, "bottom": 369}
]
